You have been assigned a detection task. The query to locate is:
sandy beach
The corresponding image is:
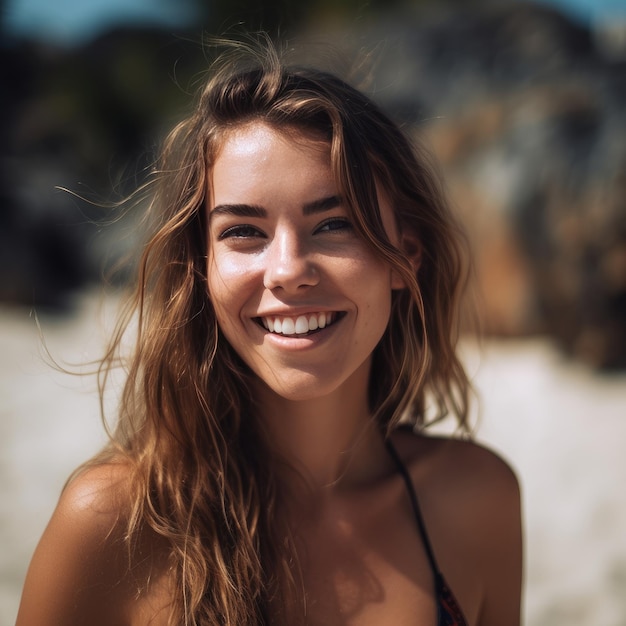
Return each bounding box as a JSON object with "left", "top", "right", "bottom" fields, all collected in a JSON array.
[{"left": 1, "top": 291, "right": 625, "bottom": 626}]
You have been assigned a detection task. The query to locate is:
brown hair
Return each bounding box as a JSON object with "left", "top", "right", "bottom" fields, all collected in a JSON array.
[{"left": 94, "top": 39, "right": 470, "bottom": 625}]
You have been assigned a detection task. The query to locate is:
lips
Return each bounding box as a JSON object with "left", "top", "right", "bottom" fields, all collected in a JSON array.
[{"left": 257, "top": 312, "right": 341, "bottom": 336}]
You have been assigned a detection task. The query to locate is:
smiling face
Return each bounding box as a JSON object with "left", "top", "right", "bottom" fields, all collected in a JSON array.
[{"left": 206, "top": 122, "right": 403, "bottom": 404}]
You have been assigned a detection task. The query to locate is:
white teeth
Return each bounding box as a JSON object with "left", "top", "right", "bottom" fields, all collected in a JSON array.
[
  {"left": 295, "top": 316, "right": 309, "bottom": 334},
  {"left": 260, "top": 312, "right": 337, "bottom": 335},
  {"left": 281, "top": 318, "right": 295, "bottom": 335}
]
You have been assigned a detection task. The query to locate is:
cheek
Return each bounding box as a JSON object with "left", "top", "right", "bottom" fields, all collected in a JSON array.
[
  {"left": 207, "top": 257, "right": 238, "bottom": 319},
  {"left": 208, "top": 250, "right": 245, "bottom": 285},
  {"left": 349, "top": 249, "right": 395, "bottom": 290},
  {"left": 207, "top": 254, "right": 261, "bottom": 326}
]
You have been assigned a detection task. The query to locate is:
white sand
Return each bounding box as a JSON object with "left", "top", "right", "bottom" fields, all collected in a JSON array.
[{"left": 1, "top": 291, "right": 625, "bottom": 625}]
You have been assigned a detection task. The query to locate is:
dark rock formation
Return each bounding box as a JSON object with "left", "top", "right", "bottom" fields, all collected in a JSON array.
[
  {"left": 0, "top": 30, "right": 203, "bottom": 309},
  {"left": 348, "top": 3, "right": 626, "bottom": 368}
]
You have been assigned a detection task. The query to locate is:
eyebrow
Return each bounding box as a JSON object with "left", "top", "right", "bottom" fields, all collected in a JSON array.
[
  {"left": 302, "top": 195, "right": 342, "bottom": 215},
  {"left": 209, "top": 195, "right": 342, "bottom": 220},
  {"left": 209, "top": 203, "right": 266, "bottom": 219}
]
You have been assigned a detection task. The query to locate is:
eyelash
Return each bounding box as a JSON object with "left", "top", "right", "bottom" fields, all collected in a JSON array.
[
  {"left": 218, "top": 224, "right": 264, "bottom": 240},
  {"left": 217, "top": 217, "right": 353, "bottom": 241},
  {"left": 315, "top": 218, "right": 353, "bottom": 233}
]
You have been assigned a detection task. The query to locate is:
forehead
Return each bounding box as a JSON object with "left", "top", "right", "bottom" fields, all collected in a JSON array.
[
  {"left": 212, "top": 121, "right": 330, "bottom": 164},
  {"left": 208, "top": 122, "right": 336, "bottom": 204}
]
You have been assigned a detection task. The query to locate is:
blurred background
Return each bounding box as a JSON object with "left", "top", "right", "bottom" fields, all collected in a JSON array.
[{"left": 1, "top": 0, "right": 625, "bottom": 624}]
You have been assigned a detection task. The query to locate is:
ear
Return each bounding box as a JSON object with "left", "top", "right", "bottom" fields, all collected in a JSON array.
[{"left": 391, "top": 231, "right": 422, "bottom": 290}]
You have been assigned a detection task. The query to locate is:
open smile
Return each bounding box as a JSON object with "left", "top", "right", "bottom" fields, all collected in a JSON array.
[{"left": 255, "top": 312, "right": 344, "bottom": 337}]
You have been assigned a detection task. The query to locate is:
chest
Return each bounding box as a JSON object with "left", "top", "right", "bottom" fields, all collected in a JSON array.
[{"left": 279, "top": 496, "right": 439, "bottom": 626}]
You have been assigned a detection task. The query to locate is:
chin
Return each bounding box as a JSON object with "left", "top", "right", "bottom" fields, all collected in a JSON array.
[{"left": 257, "top": 372, "right": 345, "bottom": 403}]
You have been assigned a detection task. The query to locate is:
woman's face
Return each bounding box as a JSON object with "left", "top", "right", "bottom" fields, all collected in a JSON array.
[{"left": 206, "top": 121, "right": 403, "bottom": 403}]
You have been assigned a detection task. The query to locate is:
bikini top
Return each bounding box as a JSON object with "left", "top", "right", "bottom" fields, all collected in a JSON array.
[{"left": 385, "top": 439, "right": 469, "bottom": 626}]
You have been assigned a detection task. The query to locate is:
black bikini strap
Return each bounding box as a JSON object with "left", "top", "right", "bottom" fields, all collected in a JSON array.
[{"left": 385, "top": 437, "right": 441, "bottom": 577}]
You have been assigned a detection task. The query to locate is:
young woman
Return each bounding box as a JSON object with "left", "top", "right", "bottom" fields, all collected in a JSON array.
[{"left": 16, "top": 42, "right": 522, "bottom": 626}]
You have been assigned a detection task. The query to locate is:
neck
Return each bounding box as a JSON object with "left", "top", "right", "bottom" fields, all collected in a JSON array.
[{"left": 253, "top": 361, "right": 390, "bottom": 492}]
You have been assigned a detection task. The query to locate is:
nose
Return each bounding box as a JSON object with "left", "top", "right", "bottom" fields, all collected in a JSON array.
[{"left": 263, "top": 229, "right": 319, "bottom": 292}]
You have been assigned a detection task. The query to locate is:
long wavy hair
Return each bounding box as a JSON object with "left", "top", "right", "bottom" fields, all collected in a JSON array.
[{"left": 92, "top": 39, "right": 471, "bottom": 625}]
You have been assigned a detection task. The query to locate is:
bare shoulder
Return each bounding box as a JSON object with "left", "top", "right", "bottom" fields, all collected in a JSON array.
[
  {"left": 58, "top": 460, "right": 133, "bottom": 524},
  {"left": 16, "top": 460, "right": 172, "bottom": 626},
  {"left": 391, "top": 429, "right": 521, "bottom": 545},
  {"left": 391, "top": 429, "right": 523, "bottom": 626},
  {"left": 391, "top": 428, "right": 520, "bottom": 515}
]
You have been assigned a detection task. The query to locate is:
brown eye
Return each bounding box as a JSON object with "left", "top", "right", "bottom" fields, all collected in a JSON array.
[
  {"left": 218, "top": 225, "right": 265, "bottom": 240},
  {"left": 315, "top": 218, "right": 353, "bottom": 234}
]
